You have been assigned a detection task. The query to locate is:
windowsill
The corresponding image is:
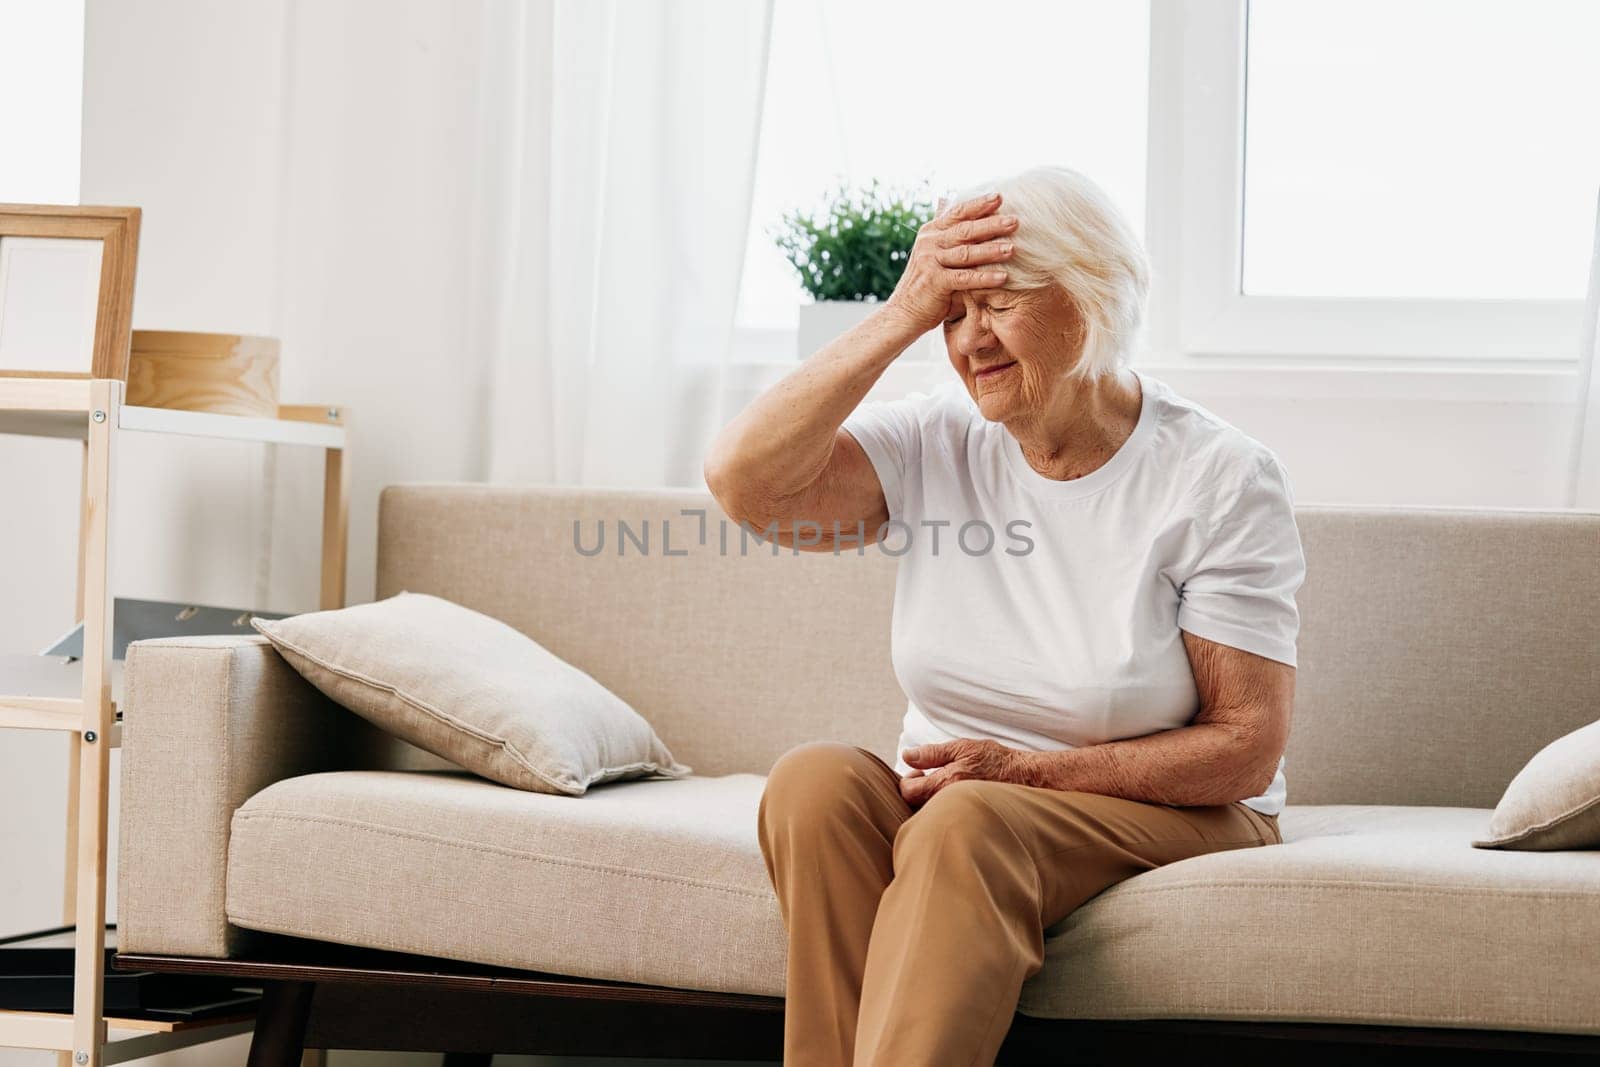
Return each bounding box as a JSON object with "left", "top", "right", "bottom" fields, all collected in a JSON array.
[
  {"left": 1126, "top": 356, "right": 1580, "bottom": 404},
  {"left": 724, "top": 349, "right": 1582, "bottom": 405}
]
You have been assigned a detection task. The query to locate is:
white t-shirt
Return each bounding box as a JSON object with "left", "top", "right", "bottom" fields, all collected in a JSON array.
[{"left": 840, "top": 367, "right": 1306, "bottom": 816}]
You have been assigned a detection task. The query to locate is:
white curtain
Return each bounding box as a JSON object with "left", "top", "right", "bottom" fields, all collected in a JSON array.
[
  {"left": 473, "top": 0, "right": 774, "bottom": 488},
  {"left": 1569, "top": 188, "right": 1600, "bottom": 507}
]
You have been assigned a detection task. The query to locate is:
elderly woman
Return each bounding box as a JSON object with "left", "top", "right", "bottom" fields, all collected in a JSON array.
[{"left": 702, "top": 165, "right": 1305, "bottom": 1067}]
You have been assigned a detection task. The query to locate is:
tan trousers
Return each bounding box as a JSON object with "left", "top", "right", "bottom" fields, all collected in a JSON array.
[{"left": 756, "top": 740, "right": 1282, "bottom": 1067}]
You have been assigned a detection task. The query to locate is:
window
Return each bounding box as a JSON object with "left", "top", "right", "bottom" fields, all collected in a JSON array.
[
  {"left": 0, "top": 0, "right": 85, "bottom": 203},
  {"left": 1160, "top": 0, "right": 1591, "bottom": 365},
  {"left": 736, "top": 0, "right": 1150, "bottom": 333},
  {"left": 1242, "top": 0, "right": 1600, "bottom": 301},
  {"left": 736, "top": 0, "right": 1595, "bottom": 378}
]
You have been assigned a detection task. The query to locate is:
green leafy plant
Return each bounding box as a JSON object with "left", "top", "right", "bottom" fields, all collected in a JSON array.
[{"left": 773, "top": 178, "right": 936, "bottom": 302}]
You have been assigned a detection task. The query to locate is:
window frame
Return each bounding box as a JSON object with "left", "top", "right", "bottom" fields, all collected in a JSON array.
[
  {"left": 1152, "top": 0, "right": 1585, "bottom": 365},
  {"left": 733, "top": 0, "right": 1589, "bottom": 407}
]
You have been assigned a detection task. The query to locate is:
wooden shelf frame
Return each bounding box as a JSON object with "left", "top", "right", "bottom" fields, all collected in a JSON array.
[
  {"left": 0, "top": 377, "right": 347, "bottom": 1067},
  {"left": 0, "top": 696, "right": 92, "bottom": 732},
  {"left": 2, "top": 202, "right": 346, "bottom": 1067}
]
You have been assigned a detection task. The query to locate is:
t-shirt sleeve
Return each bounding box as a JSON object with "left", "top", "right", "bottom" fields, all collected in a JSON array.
[
  {"left": 839, "top": 389, "right": 933, "bottom": 522},
  {"left": 1176, "top": 455, "right": 1307, "bottom": 667}
]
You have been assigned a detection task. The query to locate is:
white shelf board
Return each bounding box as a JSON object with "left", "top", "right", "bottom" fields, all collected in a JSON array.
[
  {"left": 119, "top": 405, "right": 344, "bottom": 448},
  {"left": 0, "top": 404, "right": 344, "bottom": 447}
]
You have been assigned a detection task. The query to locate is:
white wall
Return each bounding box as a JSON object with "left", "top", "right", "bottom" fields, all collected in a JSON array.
[
  {"left": 1151, "top": 370, "right": 1578, "bottom": 508},
  {"left": 77, "top": 0, "right": 495, "bottom": 617},
  {"left": 2, "top": 2, "right": 497, "bottom": 1065}
]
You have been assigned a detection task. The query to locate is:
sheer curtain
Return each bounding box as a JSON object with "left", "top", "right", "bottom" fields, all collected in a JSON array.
[
  {"left": 474, "top": 0, "right": 774, "bottom": 488},
  {"left": 1570, "top": 190, "right": 1600, "bottom": 507}
]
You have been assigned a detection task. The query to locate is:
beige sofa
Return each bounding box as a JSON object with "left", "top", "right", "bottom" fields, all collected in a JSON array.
[{"left": 116, "top": 485, "right": 1600, "bottom": 1061}]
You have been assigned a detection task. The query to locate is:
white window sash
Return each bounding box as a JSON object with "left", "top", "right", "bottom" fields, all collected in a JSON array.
[{"left": 1152, "top": 0, "right": 1585, "bottom": 364}]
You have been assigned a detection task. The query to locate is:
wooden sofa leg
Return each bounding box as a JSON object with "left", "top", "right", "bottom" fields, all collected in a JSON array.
[{"left": 248, "top": 981, "right": 316, "bottom": 1067}]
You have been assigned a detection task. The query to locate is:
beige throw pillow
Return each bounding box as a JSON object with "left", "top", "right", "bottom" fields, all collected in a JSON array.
[
  {"left": 1472, "top": 718, "right": 1600, "bottom": 850},
  {"left": 251, "top": 591, "right": 692, "bottom": 796}
]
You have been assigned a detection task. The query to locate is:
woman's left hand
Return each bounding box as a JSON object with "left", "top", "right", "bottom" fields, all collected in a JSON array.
[{"left": 899, "top": 739, "right": 1031, "bottom": 806}]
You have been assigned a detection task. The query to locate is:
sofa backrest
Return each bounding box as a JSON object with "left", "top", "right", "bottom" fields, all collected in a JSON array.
[{"left": 376, "top": 486, "right": 1600, "bottom": 808}]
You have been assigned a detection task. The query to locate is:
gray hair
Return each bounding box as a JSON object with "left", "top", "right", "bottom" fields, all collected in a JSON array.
[{"left": 949, "top": 165, "right": 1150, "bottom": 380}]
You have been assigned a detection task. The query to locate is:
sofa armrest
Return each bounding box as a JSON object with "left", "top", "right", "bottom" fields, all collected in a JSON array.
[{"left": 117, "top": 634, "right": 355, "bottom": 957}]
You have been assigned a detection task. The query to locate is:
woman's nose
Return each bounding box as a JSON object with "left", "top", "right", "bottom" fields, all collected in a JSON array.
[{"left": 956, "top": 318, "right": 997, "bottom": 358}]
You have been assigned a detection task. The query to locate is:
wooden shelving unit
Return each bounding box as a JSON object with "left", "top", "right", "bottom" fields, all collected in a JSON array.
[
  {"left": 0, "top": 204, "right": 348, "bottom": 1067},
  {"left": 0, "top": 378, "right": 348, "bottom": 1067}
]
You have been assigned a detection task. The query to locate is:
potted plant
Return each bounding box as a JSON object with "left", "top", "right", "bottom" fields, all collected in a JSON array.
[{"left": 774, "top": 179, "right": 939, "bottom": 359}]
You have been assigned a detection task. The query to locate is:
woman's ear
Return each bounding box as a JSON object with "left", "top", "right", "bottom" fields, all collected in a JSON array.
[{"left": 1049, "top": 285, "right": 1088, "bottom": 347}]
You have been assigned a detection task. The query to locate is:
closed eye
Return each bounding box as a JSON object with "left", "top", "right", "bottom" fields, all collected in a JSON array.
[{"left": 947, "top": 306, "right": 1010, "bottom": 325}]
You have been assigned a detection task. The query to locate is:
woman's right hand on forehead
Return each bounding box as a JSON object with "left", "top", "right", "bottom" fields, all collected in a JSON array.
[{"left": 884, "top": 191, "right": 1019, "bottom": 336}]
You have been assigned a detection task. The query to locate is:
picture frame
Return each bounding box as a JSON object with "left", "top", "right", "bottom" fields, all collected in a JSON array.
[{"left": 0, "top": 204, "right": 141, "bottom": 380}]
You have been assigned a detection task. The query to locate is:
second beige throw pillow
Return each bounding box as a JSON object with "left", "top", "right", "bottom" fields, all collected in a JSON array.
[{"left": 1472, "top": 718, "right": 1600, "bottom": 850}]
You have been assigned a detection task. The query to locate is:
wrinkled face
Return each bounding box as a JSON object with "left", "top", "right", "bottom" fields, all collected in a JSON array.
[{"left": 942, "top": 283, "right": 1085, "bottom": 424}]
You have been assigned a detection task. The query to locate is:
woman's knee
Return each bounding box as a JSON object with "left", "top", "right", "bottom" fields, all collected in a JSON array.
[
  {"left": 766, "top": 739, "right": 880, "bottom": 784},
  {"left": 760, "top": 740, "right": 888, "bottom": 827}
]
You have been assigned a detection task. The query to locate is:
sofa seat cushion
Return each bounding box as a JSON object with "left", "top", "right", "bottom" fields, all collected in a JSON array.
[
  {"left": 227, "top": 774, "right": 1600, "bottom": 1034},
  {"left": 226, "top": 770, "right": 787, "bottom": 997},
  {"left": 1019, "top": 804, "right": 1600, "bottom": 1035}
]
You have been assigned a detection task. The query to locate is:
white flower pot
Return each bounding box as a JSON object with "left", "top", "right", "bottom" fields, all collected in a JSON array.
[{"left": 796, "top": 300, "right": 942, "bottom": 362}]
